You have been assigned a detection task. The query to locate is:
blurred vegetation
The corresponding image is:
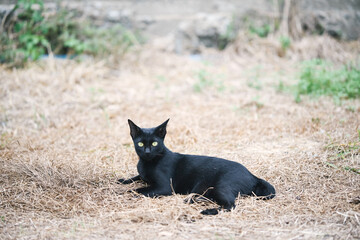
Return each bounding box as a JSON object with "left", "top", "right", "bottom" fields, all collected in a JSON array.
[
  {"left": 294, "top": 59, "right": 360, "bottom": 103},
  {"left": 193, "top": 68, "right": 225, "bottom": 93},
  {"left": 0, "top": 0, "right": 142, "bottom": 67},
  {"left": 278, "top": 59, "right": 360, "bottom": 103},
  {"left": 249, "top": 24, "right": 271, "bottom": 38},
  {"left": 246, "top": 65, "right": 263, "bottom": 90},
  {"left": 193, "top": 69, "right": 215, "bottom": 93},
  {"left": 279, "top": 35, "right": 291, "bottom": 51},
  {"left": 325, "top": 131, "right": 360, "bottom": 175},
  {"left": 218, "top": 16, "right": 238, "bottom": 50}
]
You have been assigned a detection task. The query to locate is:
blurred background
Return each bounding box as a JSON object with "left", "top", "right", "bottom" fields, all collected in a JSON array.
[{"left": 1, "top": 0, "right": 359, "bottom": 66}]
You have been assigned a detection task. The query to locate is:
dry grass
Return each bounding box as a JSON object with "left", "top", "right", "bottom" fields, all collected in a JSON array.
[
  {"left": 1, "top": 36, "right": 360, "bottom": 239},
  {"left": 226, "top": 31, "right": 360, "bottom": 66}
]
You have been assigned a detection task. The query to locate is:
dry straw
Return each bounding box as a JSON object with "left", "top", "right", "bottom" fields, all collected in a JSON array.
[{"left": 1, "top": 35, "right": 359, "bottom": 239}]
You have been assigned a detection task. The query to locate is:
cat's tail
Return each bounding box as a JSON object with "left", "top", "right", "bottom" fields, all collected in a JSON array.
[{"left": 253, "top": 178, "right": 276, "bottom": 200}]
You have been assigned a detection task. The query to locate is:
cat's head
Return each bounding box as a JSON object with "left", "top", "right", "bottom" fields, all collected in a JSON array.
[{"left": 128, "top": 119, "right": 169, "bottom": 161}]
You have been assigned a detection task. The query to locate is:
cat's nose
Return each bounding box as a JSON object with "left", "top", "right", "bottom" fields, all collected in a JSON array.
[{"left": 145, "top": 147, "right": 151, "bottom": 154}]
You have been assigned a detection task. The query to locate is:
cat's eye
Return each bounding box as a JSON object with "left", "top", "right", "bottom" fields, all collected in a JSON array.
[
  {"left": 138, "top": 142, "right": 144, "bottom": 147},
  {"left": 152, "top": 141, "right": 158, "bottom": 147}
]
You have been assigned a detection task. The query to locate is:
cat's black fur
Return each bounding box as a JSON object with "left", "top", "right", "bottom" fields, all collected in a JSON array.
[{"left": 118, "top": 119, "right": 275, "bottom": 215}]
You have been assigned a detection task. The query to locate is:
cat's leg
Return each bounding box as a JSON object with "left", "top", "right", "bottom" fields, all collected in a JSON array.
[
  {"left": 201, "top": 186, "right": 236, "bottom": 215},
  {"left": 117, "top": 175, "right": 142, "bottom": 184},
  {"left": 135, "top": 186, "right": 172, "bottom": 197},
  {"left": 215, "top": 185, "right": 236, "bottom": 210}
]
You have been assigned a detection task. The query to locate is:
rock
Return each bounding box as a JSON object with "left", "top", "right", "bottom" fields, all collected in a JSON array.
[
  {"left": 107, "top": 10, "right": 121, "bottom": 22},
  {"left": 104, "top": 9, "right": 134, "bottom": 28},
  {"left": 195, "top": 13, "right": 231, "bottom": 47},
  {"left": 137, "top": 16, "right": 156, "bottom": 30},
  {"left": 175, "top": 13, "right": 238, "bottom": 54},
  {"left": 299, "top": 0, "right": 360, "bottom": 40},
  {"left": 175, "top": 21, "right": 200, "bottom": 54},
  {"left": 0, "top": 4, "right": 14, "bottom": 20}
]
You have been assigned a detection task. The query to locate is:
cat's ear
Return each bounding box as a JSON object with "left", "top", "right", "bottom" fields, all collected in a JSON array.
[
  {"left": 154, "top": 118, "right": 169, "bottom": 138},
  {"left": 128, "top": 119, "right": 142, "bottom": 139}
]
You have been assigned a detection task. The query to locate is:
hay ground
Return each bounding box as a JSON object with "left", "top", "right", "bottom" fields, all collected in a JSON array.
[{"left": 1, "top": 37, "right": 360, "bottom": 239}]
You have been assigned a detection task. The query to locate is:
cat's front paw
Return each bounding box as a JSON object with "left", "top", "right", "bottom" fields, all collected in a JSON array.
[
  {"left": 117, "top": 178, "right": 133, "bottom": 184},
  {"left": 200, "top": 208, "right": 219, "bottom": 215}
]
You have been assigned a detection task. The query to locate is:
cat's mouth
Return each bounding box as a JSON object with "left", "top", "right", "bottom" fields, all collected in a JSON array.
[
  {"left": 140, "top": 153, "right": 155, "bottom": 161},
  {"left": 144, "top": 153, "right": 152, "bottom": 160},
  {"left": 141, "top": 152, "right": 164, "bottom": 161}
]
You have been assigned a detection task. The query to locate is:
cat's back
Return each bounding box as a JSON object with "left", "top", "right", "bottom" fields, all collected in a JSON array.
[
  {"left": 171, "top": 152, "right": 257, "bottom": 194},
  {"left": 174, "top": 152, "right": 250, "bottom": 174}
]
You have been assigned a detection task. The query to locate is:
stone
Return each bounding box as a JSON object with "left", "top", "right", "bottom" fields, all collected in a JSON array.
[
  {"left": 299, "top": 0, "right": 360, "bottom": 40},
  {"left": 175, "top": 13, "right": 238, "bottom": 53},
  {"left": 107, "top": 10, "right": 121, "bottom": 22}
]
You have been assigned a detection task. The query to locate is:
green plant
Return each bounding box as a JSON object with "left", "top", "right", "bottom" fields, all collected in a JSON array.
[
  {"left": 249, "top": 24, "right": 271, "bottom": 38},
  {"left": 279, "top": 35, "right": 291, "bottom": 50},
  {"left": 0, "top": 0, "right": 49, "bottom": 64},
  {"left": 218, "top": 16, "right": 238, "bottom": 50},
  {"left": 193, "top": 69, "right": 214, "bottom": 93},
  {"left": 156, "top": 75, "right": 168, "bottom": 82},
  {"left": 294, "top": 59, "right": 360, "bottom": 103},
  {"left": 276, "top": 80, "right": 285, "bottom": 92},
  {"left": 246, "top": 65, "right": 263, "bottom": 90},
  {"left": 193, "top": 69, "right": 225, "bottom": 93},
  {"left": 252, "top": 95, "right": 264, "bottom": 109},
  {"left": 0, "top": 0, "right": 141, "bottom": 67},
  {"left": 80, "top": 24, "right": 142, "bottom": 57},
  {"left": 325, "top": 138, "right": 360, "bottom": 175}
]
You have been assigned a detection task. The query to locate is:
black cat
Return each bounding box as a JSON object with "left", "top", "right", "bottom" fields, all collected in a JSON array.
[{"left": 118, "top": 119, "right": 275, "bottom": 215}]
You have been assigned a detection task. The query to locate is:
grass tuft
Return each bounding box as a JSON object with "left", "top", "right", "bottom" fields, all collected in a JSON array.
[
  {"left": 295, "top": 59, "right": 360, "bottom": 103},
  {"left": 325, "top": 133, "right": 360, "bottom": 174}
]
